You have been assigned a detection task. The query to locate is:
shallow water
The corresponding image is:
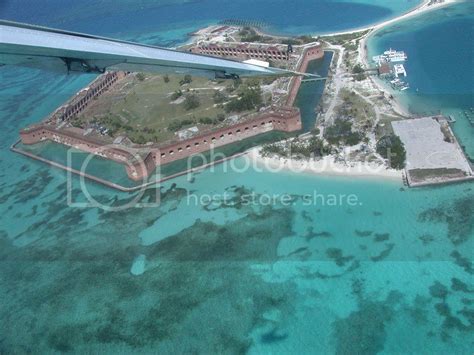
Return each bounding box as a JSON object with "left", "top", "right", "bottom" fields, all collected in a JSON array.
[
  {"left": 1, "top": 0, "right": 422, "bottom": 43},
  {"left": 367, "top": 1, "right": 474, "bottom": 158},
  {"left": 0, "top": 0, "right": 473, "bottom": 353}
]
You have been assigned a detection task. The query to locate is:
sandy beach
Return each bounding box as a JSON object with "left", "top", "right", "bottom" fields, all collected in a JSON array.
[
  {"left": 320, "top": 0, "right": 458, "bottom": 38},
  {"left": 245, "top": 1, "right": 459, "bottom": 182},
  {"left": 246, "top": 147, "right": 402, "bottom": 180}
]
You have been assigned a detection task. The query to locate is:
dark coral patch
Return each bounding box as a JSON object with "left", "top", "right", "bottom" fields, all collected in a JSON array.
[
  {"left": 355, "top": 230, "right": 373, "bottom": 237},
  {"left": 371, "top": 243, "right": 395, "bottom": 262},
  {"left": 418, "top": 197, "right": 473, "bottom": 245},
  {"left": 326, "top": 248, "right": 354, "bottom": 267},
  {"left": 374, "top": 233, "right": 390, "bottom": 242}
]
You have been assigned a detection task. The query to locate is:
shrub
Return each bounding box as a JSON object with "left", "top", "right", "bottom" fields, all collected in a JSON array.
[
  {"left": 171, "top": 90, "right": 183, "bottom": 101},
  {"left": 168, "top": 118, "right": 195, "bottom": 132},
  {"left": 324, "top": 119, "right": 362, "bottom": 146},
  {"left": 179, "top": 74, "right": 193, "bottom": 85},
  {"left": 163, "top": 75, "right": 170, "bottom": 83},
  {"left": 183, "top": 94, "right": 200, "bottom": 111},
  {"left": 352, "top": 64, "right": 365, "bottom": 74},
  {"left": 225, "top": 86, "right": 262, "bottom": 113},
  {"left": 213, "top": 90, "right": 227, "bottom": 104},
  {"left": 376, "top": 135, "right": 406, "bottom": 169},
  {"left": 199, "top": 117, "right": 217, "bottom": 125},
  {"left": 136, "top": 73, "right": 146, "bottom": 81}
]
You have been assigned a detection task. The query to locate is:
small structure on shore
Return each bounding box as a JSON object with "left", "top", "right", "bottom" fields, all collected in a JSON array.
[{"left": 373, "top": 48, "right": 409, "bottom": 90}]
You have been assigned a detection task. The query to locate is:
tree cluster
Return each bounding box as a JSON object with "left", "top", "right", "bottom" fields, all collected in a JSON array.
[
  {"left": 324, "top": 119, "right": 362, "bottom": 146},
  {"left": 376, "top": 134, "right": 406, "bottom": 169},
  {"left": 225, "top": 86, "right": 262, "bottom": 113}
]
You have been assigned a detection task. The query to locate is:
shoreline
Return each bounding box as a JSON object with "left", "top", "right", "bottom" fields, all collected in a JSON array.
[
  {"left": 319, "top": 0, "right": 457, "bottom": 38},
  {"left": 248, "top": 0, "right": 459, "bottom": 183},
  {"left": 357, "top": 0, "right": 459, "bottom": 118},
  {"left": 246, "top": 147, "right": 402, "bottom": 181}
]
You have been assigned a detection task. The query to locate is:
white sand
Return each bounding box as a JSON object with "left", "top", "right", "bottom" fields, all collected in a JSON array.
[
  {"left": 246, "top": 147, "right": 402, "bottom": 180},
  {"left": 321, "top": 0, "right": 458, "bottom": 38}
]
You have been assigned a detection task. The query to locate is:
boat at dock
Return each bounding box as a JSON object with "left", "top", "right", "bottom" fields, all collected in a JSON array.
[
  {"left": 372, "top": 48, "right": 407, "bottom": 64},
  {"left": 393, "top": 64, "right": 407, "bottom": 77}
]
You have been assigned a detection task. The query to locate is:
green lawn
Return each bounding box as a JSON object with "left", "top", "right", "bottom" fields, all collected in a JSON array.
[{"left": 75, "top": 73, "right": 264, "bottom": 144}]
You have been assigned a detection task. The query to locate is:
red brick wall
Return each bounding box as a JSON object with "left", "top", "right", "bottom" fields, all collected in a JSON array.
[
  {"left": 149, "top": 107, "right": 301, "bottom": 166},
  {"left": 20, "top": 107, "right": 301, "bottom": 181},
  {"left": 286, "top": 45, "right": 324, "bottom": 106}
]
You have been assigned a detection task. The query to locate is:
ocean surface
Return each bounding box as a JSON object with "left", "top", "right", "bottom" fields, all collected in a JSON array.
[
  {"left": 1, "top": 1, "right": 473, "bottom": 353},
  {"left": 1, "top": 0, "right": 423, "bottom": 44},
  {"left": 367, "top": 0, "right": 474, "bottom": 158}
]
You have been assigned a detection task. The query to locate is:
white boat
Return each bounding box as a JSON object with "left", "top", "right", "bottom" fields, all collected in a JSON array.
[
  {"left": 388, "top": 53, "right": 407, "bottom": 62},
  {"left": 373, "top": 48, "right": 407, "bottom": 64},
  {"left": 384, "top": 48, "right": 407, "bottom": 61},
  {"left": 400, "top": 85, "right": 410, "bottom": 91},
  {"left": 393, "top": 64, "right": 407, "bottom": 77}
]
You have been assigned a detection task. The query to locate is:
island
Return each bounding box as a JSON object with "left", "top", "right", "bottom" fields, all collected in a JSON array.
[{"left": 12, "top": 0, "right": 473, "bottom": 190}]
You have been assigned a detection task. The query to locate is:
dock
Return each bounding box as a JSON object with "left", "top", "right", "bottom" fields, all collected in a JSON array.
[{"left": 393, "top": 64, "right": 407, "bottom": 78}]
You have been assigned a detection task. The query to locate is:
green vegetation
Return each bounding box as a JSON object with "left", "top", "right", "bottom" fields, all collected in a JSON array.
[
  {"left": 213, "top": 90, "right": 227, "bottom": 104},
  {"left": 239, "top": 27, "right": 263, "bottom": 42},
  {"left": 75, "top": 73, "right": 266, "bottom": 143},
  {"left": 409, "top": 168, "right": 465, "bottom": 182},
  {"left": 171, "top": 90, "right": 183, "bottom": 101},
  {"left": 183, "top": 94, "right": 200, "bottom": 111},
  {"left": 179, "top": 74, "right": 193, "bottom": 86},
  {"left": 325, "top": 119, "right": 363, "bottom": 146},
  {"left": 352, "top": 64, "right": 367, "bottom": 81},
  {"left": 261, "top": 136, "right": 330, "bottom": 159},
  {"left": 281, "top": 35, "right": 317, "bottom": 46},
  {"left": 336, "top": 89, "right": 375, "bottom": 129},
  {"left": 375, "top": 115, "right": 400, "bottom": 140},
  {"left": 136, "top": 73, "right": 146, "bottom": 81},
  {"left": 225, "top": 86, "right": 263, "bottom": 113},
  {"left": 168, "top": 118, "right": 196, "bottom": 132},
  {"left": 343, "top": 42, "right": 358, "bottom": 51},
  {"left": 376, "top": 134, "right": 406, "bottom": 169},
  {"left": 321, "top": 29, "right": 371, "bottom": 45}
]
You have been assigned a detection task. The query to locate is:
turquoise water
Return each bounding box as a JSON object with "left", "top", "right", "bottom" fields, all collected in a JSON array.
[
  {"left": 295, "top": 52, "right": 334, "bottom": 132},
  {"left": 1, "top": 0, "right": 423, "bottom": 44},
  {"left": 0, "top": 1, "right": 473, "bottom": 353},
  {"left": 367, "top": 1, "right": 474, "bottom": 158}
]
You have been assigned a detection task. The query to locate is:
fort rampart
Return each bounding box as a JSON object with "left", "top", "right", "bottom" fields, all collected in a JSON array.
[
  {"left": 18, "top": 43, "right": 324, "bottom": 182},
  {"left": 20, "top": 106, "right": 301, "bottom": 181}
]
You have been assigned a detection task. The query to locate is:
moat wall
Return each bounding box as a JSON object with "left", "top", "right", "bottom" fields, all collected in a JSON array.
[
  {"left": 286, "top": 45, "right": 324, "bottom": 106},
  {"left": 20, "top": 106, "right": 301, "bottom": 181}
]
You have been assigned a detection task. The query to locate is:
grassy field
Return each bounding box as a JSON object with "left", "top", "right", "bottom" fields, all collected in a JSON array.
[
  {"left": 75, "top": 73, "right": 269, "bottom": 144},
  {"left": 336, "top": 89, "right": 376, "bottom": 129}
]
